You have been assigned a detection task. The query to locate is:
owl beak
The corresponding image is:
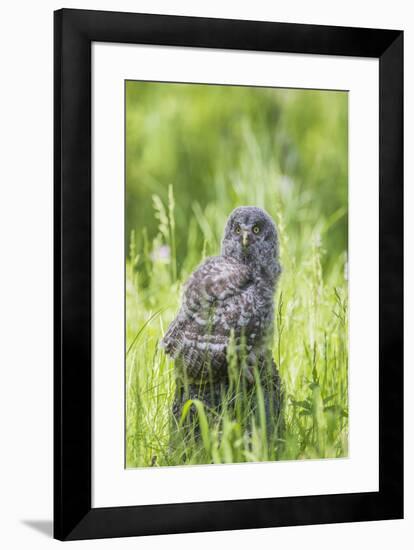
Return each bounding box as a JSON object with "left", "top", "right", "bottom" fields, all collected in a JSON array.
[{"left": 242, "top": 230, "right": 249, "bottom": 248}]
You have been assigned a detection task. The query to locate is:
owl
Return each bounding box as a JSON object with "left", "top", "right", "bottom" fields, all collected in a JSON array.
[{"left": 161, "top": 206, "right": 283, "bottom": 425}]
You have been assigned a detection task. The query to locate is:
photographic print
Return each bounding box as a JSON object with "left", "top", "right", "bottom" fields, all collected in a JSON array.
[
  {"left": 54, "top": 11, "right": 403, "bottom": 538},
  {"left": 125, "top": 81, "right": 348, "bottom": 469}
]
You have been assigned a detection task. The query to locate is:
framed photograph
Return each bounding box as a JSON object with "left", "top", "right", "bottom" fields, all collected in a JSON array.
[{"left": 54, "top": 9, "right": 403, "bottom": 540}]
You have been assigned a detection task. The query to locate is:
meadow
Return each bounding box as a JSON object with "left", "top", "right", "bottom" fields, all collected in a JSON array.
[{"left": 125, "top": 82, "right": 348, "bottom": 468}]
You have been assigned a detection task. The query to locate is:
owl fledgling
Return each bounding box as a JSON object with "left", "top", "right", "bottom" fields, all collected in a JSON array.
[{"left": 161, "top": 206, "right": 283, "bottom": 422}]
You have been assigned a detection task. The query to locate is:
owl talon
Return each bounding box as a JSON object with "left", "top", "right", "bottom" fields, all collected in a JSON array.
[
  {"left": 244, "top": 365, "right": 255, "bottom": 385},
  {"left": 244, "top": 352, "right": 257, "bottom": 384}
]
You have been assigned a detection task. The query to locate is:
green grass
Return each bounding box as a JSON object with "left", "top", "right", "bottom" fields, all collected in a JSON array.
[
  {"left": 125, "top": 82, "right": 348, "bottom": 468},
  {"left": 126, "top": 188, "right": 348, "bottom": 468}
]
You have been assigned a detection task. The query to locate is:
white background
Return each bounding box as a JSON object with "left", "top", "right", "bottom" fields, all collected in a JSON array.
[
  {"left": 0, "top": 0, "right": 411, "bottom": 548},
  {"left": 93, "top": 44, "right": 379, "bottom": 507}
]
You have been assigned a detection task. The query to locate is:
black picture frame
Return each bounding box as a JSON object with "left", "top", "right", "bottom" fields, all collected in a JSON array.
[{"left": 54, "top": 8, "right": 403, "bottom": 541}]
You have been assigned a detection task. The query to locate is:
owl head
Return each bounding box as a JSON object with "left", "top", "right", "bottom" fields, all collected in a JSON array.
[{"left": 221, "top": 206, "right": 280, "bottom": 282}]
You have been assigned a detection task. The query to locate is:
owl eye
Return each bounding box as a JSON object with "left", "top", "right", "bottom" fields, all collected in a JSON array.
[
  {"left": 252, "top": 225, "right": 260, "bottom": 234},
  {"left": 235, "top": 225, "right": 241, "bottom": 234}
]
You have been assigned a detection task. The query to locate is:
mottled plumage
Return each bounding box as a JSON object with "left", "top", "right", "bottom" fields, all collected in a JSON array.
[{"left": 161, "top": 206, "right": 283, "bottom": 424}]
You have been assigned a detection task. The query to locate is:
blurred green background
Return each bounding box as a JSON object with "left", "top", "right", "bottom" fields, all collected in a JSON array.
[
  {"left": 125, "top": 81, "right": 348, "bottom": 467},
  {"left": 126, "top": 82, "right": 348, "bottom": 276}
]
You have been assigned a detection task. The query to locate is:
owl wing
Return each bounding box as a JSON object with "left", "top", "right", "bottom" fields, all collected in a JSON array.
[
  {"left": 161, "top": 256, "right": 253, "bottom": 381},
  {"left": 183, "top": 256, "right": 251, "bottom": 320}
]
